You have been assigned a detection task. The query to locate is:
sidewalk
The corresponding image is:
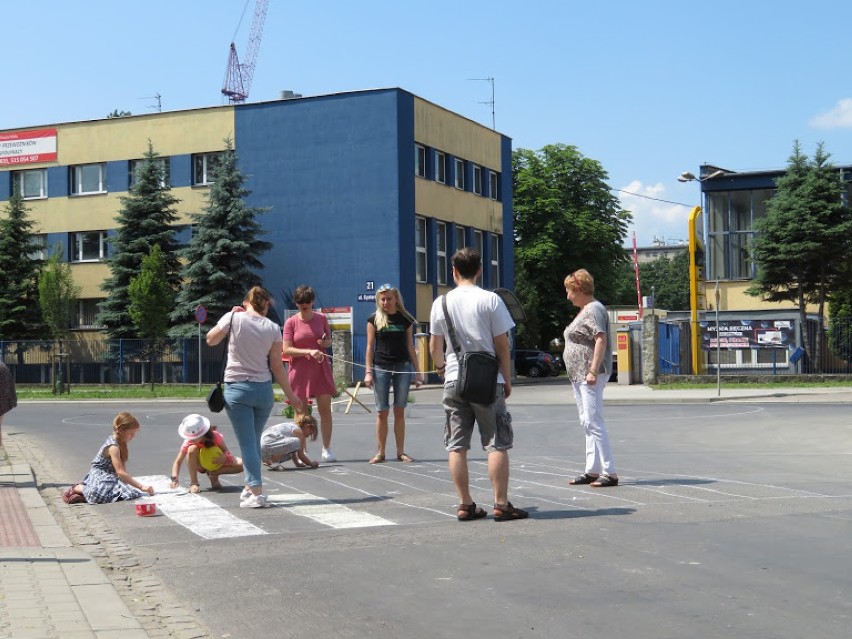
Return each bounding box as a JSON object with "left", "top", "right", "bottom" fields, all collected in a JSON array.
[
  {"left": 0, "top": 439, "right": 151, "bottom": 639},
  {"left": 2, "top": 382, "right": 851, "bottom": 638}
]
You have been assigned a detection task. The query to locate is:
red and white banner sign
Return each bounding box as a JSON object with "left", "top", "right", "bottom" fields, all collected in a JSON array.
[{"left": 0, "top": 128, "right": 58, "bottom": 166}]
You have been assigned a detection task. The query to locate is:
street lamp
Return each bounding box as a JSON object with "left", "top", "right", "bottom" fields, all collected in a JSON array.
[{"left": 678, "top": 169, "right": 726, "bottom": 182}]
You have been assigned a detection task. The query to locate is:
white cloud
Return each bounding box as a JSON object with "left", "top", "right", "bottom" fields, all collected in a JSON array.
[
  {"left": 617, "top": 180, "right": 693, "bottom": 248},
  {"left": 809, "top": 98, "right": 852, "bottom": 129}
]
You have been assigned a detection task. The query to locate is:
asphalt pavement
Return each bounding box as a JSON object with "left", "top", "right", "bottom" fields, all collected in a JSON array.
[{"left": 1, "top": 380, "right": 851, "bottom": 638}]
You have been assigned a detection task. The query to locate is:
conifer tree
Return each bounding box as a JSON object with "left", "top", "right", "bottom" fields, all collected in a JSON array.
[
  {"left": 748, "top": 141, "right": 852, "bottom": 372},
  {"left": 0, "top": 189, "right": 47, "bottom": 339},
  {"left": 97, "top": 141, "right": 181, "bottom": 339},
  {"left": 170, "top": 139, "right": 272, "bottom": 336}
]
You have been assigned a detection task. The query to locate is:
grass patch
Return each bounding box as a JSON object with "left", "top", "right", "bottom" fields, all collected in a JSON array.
[{"left": 15, "top": 384, "right": 208, "bottom": 400}]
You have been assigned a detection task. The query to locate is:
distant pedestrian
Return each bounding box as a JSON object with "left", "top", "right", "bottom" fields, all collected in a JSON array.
[
  {"left": 363, "top": 283, "right": 423, "bottom": 464},
  {"left": 429, "top": 248, "right": 528, "bottom": 522},
  {"left": 206, "top": 286, "right": 305, "bottom": 508},
  {"left": 563, "top": 269, "right": 619, "bottom": 488},
  {"left": 0, "top": 359, "right": 17, "bottom": 448},
  {"left": 169, "top": 414, "right": 244, "bottom": 493},
  {"left": 283, "top": 285, "right": 337, "bottom": 462},
  {"left": 66, "top": 412, "right": 153, "bottom": 504}
]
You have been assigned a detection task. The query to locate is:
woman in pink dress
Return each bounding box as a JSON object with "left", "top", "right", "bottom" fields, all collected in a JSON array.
[{"left": 283, "top": 285, "right": 337, "bottom": 461}]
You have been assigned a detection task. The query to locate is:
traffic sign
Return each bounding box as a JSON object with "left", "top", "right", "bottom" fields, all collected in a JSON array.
[{"left": 194, "top": 305, "right": 208, "bottom": 324}]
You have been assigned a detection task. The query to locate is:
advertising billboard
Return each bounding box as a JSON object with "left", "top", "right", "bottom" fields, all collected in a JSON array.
[{"left": 0, "top": 128, "right": 58, "bottom": 166}]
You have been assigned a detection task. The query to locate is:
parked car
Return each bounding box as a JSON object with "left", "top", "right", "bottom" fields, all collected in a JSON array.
[{"left": 514, "top": 349, "right": 560, "bottom": 378}]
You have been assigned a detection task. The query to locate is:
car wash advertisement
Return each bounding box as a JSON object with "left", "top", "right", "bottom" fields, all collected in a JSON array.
[{"left": 700, "top": 319, "right": 794, "bottom": 350}]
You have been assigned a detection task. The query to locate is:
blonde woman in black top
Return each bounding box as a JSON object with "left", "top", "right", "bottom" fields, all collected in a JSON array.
[{"left": 364, "top": 284, "right": 423, "bottom": 463}]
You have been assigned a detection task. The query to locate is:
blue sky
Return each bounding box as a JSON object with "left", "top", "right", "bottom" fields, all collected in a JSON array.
[{"left": 5, "top": 1, "right": 852, "bottom": 247}]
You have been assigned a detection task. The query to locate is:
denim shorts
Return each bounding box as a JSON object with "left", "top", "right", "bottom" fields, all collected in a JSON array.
[{"left": 372, "top": 361, "right": 413, "bottom": 412}]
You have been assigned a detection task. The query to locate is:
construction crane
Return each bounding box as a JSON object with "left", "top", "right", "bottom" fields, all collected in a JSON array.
[{"left": 221, "top": 0, "right": 269, "bottom": 104}]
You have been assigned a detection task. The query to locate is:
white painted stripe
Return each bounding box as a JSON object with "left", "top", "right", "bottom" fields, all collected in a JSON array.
[
  {"left": 137, "top": 475, "right": 267, "bottom": 540},
  {"left": 266, "top": 493, "right": 396, "bottom": 529}
]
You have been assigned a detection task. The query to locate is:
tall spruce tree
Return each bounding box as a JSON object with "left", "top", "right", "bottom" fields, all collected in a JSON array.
[
  {"left": 748, "top": 141, "right": 852, "bottom": 372},
  {"left": 170, "top": 139, "right": 271, "bottom": 336},
  {"left": 0, "top": 189, "right": 47, "bottom": 339},
  {"left": 97, "top": 141, "right": 181, "bottom": 338}
]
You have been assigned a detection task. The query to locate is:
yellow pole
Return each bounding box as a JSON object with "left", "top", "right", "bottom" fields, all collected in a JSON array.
[{"left": 688, "top": 206, "right": 704, "bottom": 375}]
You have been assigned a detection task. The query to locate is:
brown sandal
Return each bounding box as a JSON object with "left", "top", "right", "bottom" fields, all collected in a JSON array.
[
  {"left": 369, "top": 453, "right": 385, "bottom": 464},
  {"left": 493, "top": 502, "right": 529, "bottom": 521},
  {"left": 569, "top": 473, "right": 600, "bottom": 485},
  {"left": 457, "top": 502, "right": 487, "bottom": 521},
  {"left": 397, "top": 453, "right": 414, "bottom": 463}
]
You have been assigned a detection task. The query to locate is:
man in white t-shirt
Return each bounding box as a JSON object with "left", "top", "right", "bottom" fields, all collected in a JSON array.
[{"left": 429, "top": 248, "right": 528, "bottom": 522}]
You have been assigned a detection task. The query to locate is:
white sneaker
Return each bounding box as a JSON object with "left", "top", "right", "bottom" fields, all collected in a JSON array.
[
  {"left": 240, "top": 487, "right": 252, "bottom": 501},
  {"left": 321, "top": 448, "right": 337, "bottom": 462},
  {"left": 240, "top": 493, "right": 269, "bottom": 508}
]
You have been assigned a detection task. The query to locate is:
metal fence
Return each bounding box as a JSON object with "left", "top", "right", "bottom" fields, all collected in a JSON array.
[{"left": 0, "top": 338, "right": 228, "bottom": 386}]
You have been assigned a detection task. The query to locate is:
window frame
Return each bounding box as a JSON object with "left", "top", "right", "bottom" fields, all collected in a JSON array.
[
  {"left": 70, "top": 163, "right": 106, "bottom": 196},
  {"left": 130, "top": 157, "right": 170, "bottom": 189},
  {"left": 70, "top": 231, "right": 108, "bottom": 262},
  {"left": 415, "top": 216, "right": 428, "bottom": 283},
  {"left": 415, "top": 144, "right": 426, "bottom": 178},
  {"left": 193, "top": 152, "right": 223, "bottom": 186},
  {"left": 473, "top": 164, "right": 483, "bottom": 195},
  {"left": 76, "top": 299, "right": 104, "bottom": 329},
  {"left": 489, "top": 234, "right": 501, "bottom": 287},
  {"left": 436, "top": 221, "right": 448, "bottom": 286},
  {"left": 14, "top": 169, "right": 48, "bottom": 199},
  {"left": 456, "top": 225, "right": 466, "bottom": 251},
  {"left": 489, "top": 171, "right": 498, "bottom": 200},
  {"left": 435, "top": 151, "right": 446, "bottom": 184},
  {"left": 454, "top": 158, "right": 465, "bottom": 190}
]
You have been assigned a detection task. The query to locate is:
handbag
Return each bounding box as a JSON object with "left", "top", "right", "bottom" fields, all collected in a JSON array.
[
  {"left": 441, "top": 295, "right": 500, "bottom": 405},
  {"left": 207, "top": 314, "right": 233, "bottom": 413}
]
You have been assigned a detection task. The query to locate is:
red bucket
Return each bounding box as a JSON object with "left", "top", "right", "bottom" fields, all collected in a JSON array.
[{"left": 135, "top": 500, "right": 157, "bottom": 516}]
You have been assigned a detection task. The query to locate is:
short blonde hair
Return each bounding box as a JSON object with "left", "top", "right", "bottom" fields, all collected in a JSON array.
[
  {"left": 564, "top": 269, "right": 595, "bottom": 295},
  {"left": 295, "top": 414, "right": 318, "bottom": 441}
]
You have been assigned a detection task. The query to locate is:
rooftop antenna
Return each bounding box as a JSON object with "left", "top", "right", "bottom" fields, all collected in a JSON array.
[
  {"left": 467, "top": 77, "right": 495, "bottom": 129},
  {"left": 140, "top": 93, "right": 162, "bottom": 113}
]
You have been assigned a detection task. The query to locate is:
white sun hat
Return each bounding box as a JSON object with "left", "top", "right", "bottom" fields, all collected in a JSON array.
[{"left": 178, "top": 414, "right": 211, "bottom": 440}]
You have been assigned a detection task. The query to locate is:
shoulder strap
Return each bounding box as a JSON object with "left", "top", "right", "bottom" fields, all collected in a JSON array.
[{"left": 441, "top": 295, "right": 462, "bottom": 356}]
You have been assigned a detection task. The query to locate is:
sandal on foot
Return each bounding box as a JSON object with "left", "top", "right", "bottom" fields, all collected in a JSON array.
[
  {"left": 569, "top": 473, "right": 600, "bottom": 485},
  {"left": 369, "top": 453, "right": 385, "bottom": 464},
  {"left": 457, "top": 502, "right": 487, "bottom": 521},
  {"left": 397, "top": 453, "right": 414, "bottom": 463},
  {"left": 493, "top": 502, "right": 529, "bottom": 521},
  {"left": 591, "top": 474, "right": 619, "bottom": 488}
]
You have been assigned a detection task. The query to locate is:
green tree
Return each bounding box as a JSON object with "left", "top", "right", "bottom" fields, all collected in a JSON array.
[
  {"left": 512, "top": 144, "right": 631, "bottom": 348},
  {"left": 107, "top": 110, "right": 131, "bottom": 118},
  {"left": 38, "top": 245, "right": 81, "bottom": 342},
  {"left": 97, "top": 141, "right": 181, "bottom": 338},
  {"left": 170, "top": 138, "right": 271, "bottom": 336},
  {"left": 0, "top": 189, "right": 46, "bottom": 339},
  {"left": 748, "top": 141, "right": 852, "bottom": 372},
  {"left": 129, "top": 245, "right": 174, "bottom": 389},
  {"left": 632, "top": 251, "right": 690, "bottom": 311}
]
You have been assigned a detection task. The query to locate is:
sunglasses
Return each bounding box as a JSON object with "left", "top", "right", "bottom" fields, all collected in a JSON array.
[{"left": 377, "top": 283, "right": 395, "bottom": 292}]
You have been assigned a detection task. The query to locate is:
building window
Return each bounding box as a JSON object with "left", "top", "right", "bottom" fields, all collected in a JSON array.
[
  {"left": 76, "top": 299, "right": 103, "bottom": 329},
  {"left": 489, "top": 171, "right": 498, "bottom": 200},
  {"left": 415, "top": 216, "right": 428, "bottom": 282},
  {"left": 456, "top": 225, "right": 466, "bottom": 250},
  {"left": 707, "top": 188, "right": 772, "bottom": 280},
  {"left": 71, "top": 231, "right": 107, "bottom": 262},
  {"left": 193, "top": 152, "right": 223, "bottom": 186},
  {"left": 415, "top": 144, "right": 426, "bottom": 178},
  {"left": 454, "top": 158, "right": 465, "bottom": 190},
  {"left": 29, "top": 234, "right": 47, "bottom": 260},
  {"left": 70, "top": 164, "right": 106, "bottom": 195},
  {"left": 473, "top": 165, "right": 483, "bottom": 195},
  {"left": 14, "top": 169, "right": 47, "bottom": 199},
  {"left": 435, "top": 151, "right": 446, "bottom": 184},
  {"left": 473, "top": 230, "right": 484, "bottom": 258},
  {"left": 490, "top": 234, "right": 501, "bottom": 287},
  {"left": 436, "top": 221, "right": 448, "bottom": 286},
  {"left": 130, "top": 158, "right": 170, "bottom": 188}
]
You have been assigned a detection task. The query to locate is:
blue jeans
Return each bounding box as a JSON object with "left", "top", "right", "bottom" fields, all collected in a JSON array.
[
  {"left": 224, "top": 380, "right": 275, "bottom": 488},
  {"left": 372, "top": 361, "right": 413, "bottom": 412}
]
